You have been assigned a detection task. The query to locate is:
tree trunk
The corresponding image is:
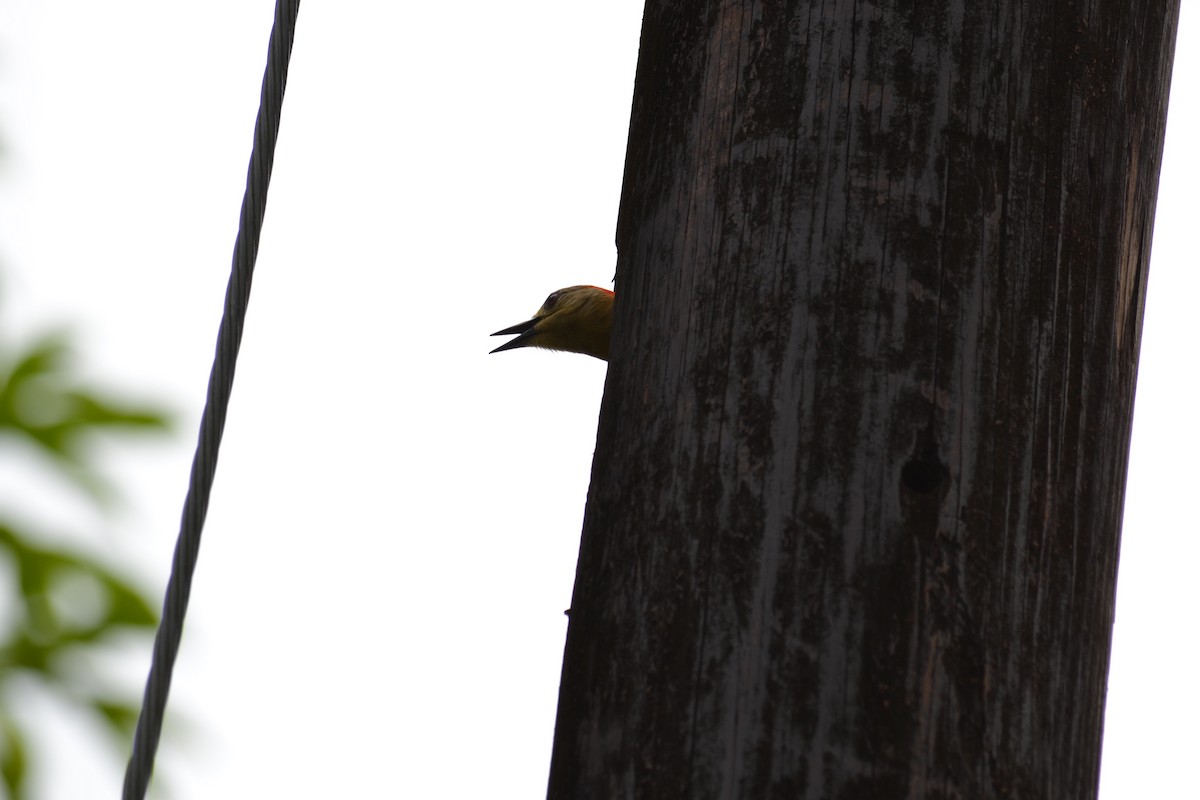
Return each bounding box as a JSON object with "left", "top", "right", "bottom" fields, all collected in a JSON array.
[{"left": 548, "top": 1, "right": 1179, "bottom": 799}]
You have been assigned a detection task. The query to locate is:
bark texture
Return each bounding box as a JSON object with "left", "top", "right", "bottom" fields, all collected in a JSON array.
[{"left": 548, "top": 2, "right": 1179, "bottom": 798}]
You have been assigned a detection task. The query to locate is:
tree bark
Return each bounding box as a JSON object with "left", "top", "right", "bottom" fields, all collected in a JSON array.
[{"left": 548, "top": 1, "right": 1179, "bottom": 799}]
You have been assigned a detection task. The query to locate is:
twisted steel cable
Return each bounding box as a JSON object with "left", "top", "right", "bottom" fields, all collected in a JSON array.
[{"left": 122, "top": 2, "right": 302, "bottom": 796}]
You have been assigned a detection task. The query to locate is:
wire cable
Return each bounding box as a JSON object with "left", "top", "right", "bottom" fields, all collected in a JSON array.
[{"left": 121, "top": 2, "right": 301, "bottom": 796}]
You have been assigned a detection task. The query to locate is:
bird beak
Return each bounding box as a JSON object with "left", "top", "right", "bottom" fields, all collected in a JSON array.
[{"left": 490, "top": 318, "right": 539, "bottom": 354}]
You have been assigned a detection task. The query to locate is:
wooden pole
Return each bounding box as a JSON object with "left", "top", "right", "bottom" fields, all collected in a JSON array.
[{"left": 547, "top": 1, "right": 1180, "bottom": 798}]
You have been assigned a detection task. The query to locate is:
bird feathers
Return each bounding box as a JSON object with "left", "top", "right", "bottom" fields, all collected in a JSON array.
[{"left": 490, "top": 285, "right": 613, "bottom": 361}]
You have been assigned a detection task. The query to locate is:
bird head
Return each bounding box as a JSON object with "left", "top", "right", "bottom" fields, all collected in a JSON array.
[{"left": 490, "top": 285, "right": 614, "bottom": 361}]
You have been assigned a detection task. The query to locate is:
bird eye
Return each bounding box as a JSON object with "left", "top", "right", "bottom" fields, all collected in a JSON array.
[{"left": 543, "top": 291, "right": 561, "bottom": 310}]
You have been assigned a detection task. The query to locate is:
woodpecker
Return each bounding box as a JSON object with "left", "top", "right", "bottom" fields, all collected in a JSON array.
[{"left": 490, "top": 285, "right": 614, "bottom": 361}]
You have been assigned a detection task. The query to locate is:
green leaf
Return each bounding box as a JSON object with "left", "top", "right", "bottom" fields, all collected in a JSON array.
[
  {"left": 0, "top": 304, "right": 171, "bottom": 797},
  {"left": 0, "top": 329, "right": 171, "bottom": 506},
  {"left": 0, "top": 523, "right": 158, "bottom": 663},
  {"left": 0, "top": 712, "right": 28, "bottom": 800},
  {"left": 90, "top": 698, "right": 142, "bottom": 743}
]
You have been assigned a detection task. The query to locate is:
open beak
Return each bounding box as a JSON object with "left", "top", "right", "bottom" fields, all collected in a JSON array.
[{"left": 490, "top": 317, "right": 540, "bottom": 354}]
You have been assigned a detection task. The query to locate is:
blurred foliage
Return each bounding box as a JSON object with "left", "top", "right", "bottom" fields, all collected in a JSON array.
[{"left": 0, "top": 326, "right": 169, "bottom": 799}]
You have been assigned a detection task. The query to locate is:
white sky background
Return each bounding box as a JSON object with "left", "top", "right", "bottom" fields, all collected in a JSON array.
[{"left": 0, "top": 2, "right": 1194, "bottom": 798}]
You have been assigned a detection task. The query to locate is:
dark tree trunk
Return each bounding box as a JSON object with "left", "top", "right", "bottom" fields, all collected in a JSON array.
[{"left": 547, "top": 2, "right": 1179, "bottom": 799}]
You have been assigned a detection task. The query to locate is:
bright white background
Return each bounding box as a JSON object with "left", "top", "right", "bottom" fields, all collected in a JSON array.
[{"left": 0, "top": 2, "right": 1194, "bottom": 798}]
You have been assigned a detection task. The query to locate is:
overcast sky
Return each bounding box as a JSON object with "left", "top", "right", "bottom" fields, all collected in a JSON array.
[{"left": 0, "top": 2, "right": 1195, "bottom": 798}]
